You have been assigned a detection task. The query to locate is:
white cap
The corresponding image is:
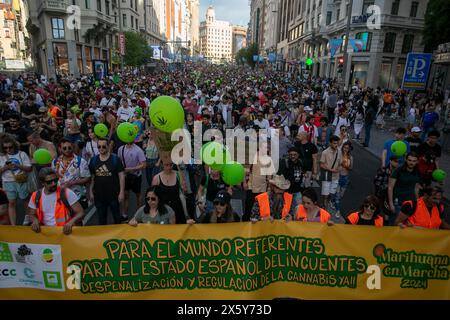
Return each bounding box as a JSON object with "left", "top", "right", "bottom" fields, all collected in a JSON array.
[{"left": 411, "top": 127, "right": 422, "bottom": 133}]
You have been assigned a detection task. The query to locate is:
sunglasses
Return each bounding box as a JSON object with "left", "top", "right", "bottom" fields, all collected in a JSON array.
[
  {"left": 364, "top": 204, "right": 377, "bottom": 211},
  {"left": 44, "top": 178, "right": 58, "bottom": 185},
  {"left": 214, "top": 201, "right": 226, "bottom": 206},
  {"left": 98, "top": 145, "right": 108, "bottom": 149},
  {"left": 3, "top": 146, "right": 13, "bottom": 150},
  {"left": 62, "top": 146, "right": 73, "bottom": 151},
  {"left": 146, "top": 197, "right": 157, "bottom": 202}
]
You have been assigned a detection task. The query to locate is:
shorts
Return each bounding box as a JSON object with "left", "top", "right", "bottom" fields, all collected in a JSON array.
[
  {"left": 125, "top": 174, "right": 142, "bottom": 194},
  {"left": 3, "top": 181, "right": 29, "bottom": 200},
  {"left": 321, "top": 180, "right": 338, "bottom": 196}
]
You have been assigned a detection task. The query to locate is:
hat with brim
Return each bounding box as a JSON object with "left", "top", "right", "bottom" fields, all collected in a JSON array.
[{"left": 269, "top": 175, "right": 291, "bottom": 190}]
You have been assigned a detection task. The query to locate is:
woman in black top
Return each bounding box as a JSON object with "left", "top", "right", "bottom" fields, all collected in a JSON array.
[
  {"left": 152, "top": 161, "right": 188, "bottom": 224},
  {"left": 346, "top": 195, "right": 384, "bottom": 227},
  {"left": 193, "top": 190, "right": 240, "bottom": 224}
]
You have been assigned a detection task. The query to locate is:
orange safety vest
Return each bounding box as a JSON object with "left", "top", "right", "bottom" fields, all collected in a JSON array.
[
  {"left": 403, "top": 198, "right": 442, "bottom": 229},
  {"left": 296, "top": 205, "right": 331, "bottom": 224},
  {"left": 347, "top": 212, "right": 383, "bottom": 227},
  {"left": 31, "top": 187, "right": 72, "bottom": 226},
  {"left": 256, "top": 192, "right": 293, "bottom": 219}
]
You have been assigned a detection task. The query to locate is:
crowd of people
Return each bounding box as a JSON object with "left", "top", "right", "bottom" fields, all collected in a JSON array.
[{"left": 0, "top": 62, "right": 449, "bottom": 234}]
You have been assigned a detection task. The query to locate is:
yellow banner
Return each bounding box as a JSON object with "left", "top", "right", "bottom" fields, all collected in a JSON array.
[{"left": 1, "top": 222, "right": 450, "bottom": 300}]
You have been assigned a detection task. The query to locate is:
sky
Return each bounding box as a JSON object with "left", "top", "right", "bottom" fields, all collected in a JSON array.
[{"left": 199, "top": 0, "right": 250, "bottom": 26}]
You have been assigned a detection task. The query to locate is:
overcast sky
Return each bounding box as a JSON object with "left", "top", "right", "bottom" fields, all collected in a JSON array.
[{"left": 199, "top": 0, "right": 250, "bottom": 26}]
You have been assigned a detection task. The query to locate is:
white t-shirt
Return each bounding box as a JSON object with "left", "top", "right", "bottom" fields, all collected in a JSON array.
[
  {"left": 254, "top": 118, "right": 270, "bottom": 129},
  {"left": 117, "top": 106, "right": 135, "bottom": 122},
  {"left": 100, "top": 97, "right": 117, "bottom": 107},
  {"left": 0, "top": 151, "right": 31, "bottom": 183},
  {"left": 28, "top": 188, "right": 79, "bottom": 226}
]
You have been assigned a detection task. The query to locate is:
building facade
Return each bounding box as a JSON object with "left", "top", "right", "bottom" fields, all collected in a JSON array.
[
  {"left": 199, "top": 6, "right": 233, "bottom": 64},
  {"left": 252, "top": 0, "right": 429, "bottom": 90},
  {"left": 232, "top": 25, "right": 247, "bottom": 59},
  {"left": 0, "top": 0, "right": 31, "bottom": 71},
  {"left": 249, "top": 0, "right": 266, "bottom": 54}
]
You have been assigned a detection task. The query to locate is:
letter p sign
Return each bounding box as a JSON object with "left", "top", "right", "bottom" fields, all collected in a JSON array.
[
  {"left": 67, "top": 5, "right": 81, "bottom": 30},
  {"left": 412, "top": 58, "right": 426, "bottom": 79}
]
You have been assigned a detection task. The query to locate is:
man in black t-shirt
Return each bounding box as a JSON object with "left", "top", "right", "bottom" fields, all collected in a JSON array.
[
  {"left": 196, "top": 169, "right": 231, "bottom": 214},
  {"left": 417, "top": 130, "right": 442, "bottom": 165},
  {"left": 278, "top": 147, "right": 304, "bottom": 210},
  {"left": 405, "top": 127, "right": 422, "bottom": 154},
  {"left": 5, "top": 115, "right": 29, "bottom": 152},
  {"left": 88, "top": 138, "right": 125, "bottom": 225},
  {"left": 294, "top": 131, "right": 318, "bottom": 187}
]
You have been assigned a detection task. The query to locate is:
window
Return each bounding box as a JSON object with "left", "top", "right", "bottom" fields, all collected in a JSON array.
[
  {"left": 97, "top": 0, "right": 101, "bottom": 11},
  {"left": 391, "top": 0, "right": 400, "bottom": 15},
  {"left": 51, "top": 18, "right": 65, "bottom": 39},
  {"left": 130, "top": 0, "right": 132, "bottom": 8},
  {"left": 105, "top": 0, "right": 110, "bottom": 15},
  {"left": 11, "top": 42, "right": 16, "bottom": 49},
  {"left": 356, "top": 32, "right": 372, "bottom": 52},
  {"left": 136, "top": 18, "right": 138, "bottom": 29},
  {"left": 75, "top": 29, "right": 79, "bottom": 42},
  {"left": 85, "top": 0, "right": 90, "bottom": 9},
  {"left": 326, "top": 11, "right": 332, "bottom": 25},
  {"left": 135, "top": 0, "right": 137, "bottom": 10},
  {"left": 122, "top": 14, "right": 127, "bottom": 27},
  {"left": 362, "top": 0, "right": 374, "bottom": 14},
  {"left": 410, "top": 1, "right": 418, "bottom": 17},
  {"left": 384, "top": 32, "right": 396, "bottom": 53},
  {"left": 402, "top": 34, "right": 414, "bottom": 53},
  {"left": 5, "top": 29, "right": 10, "bottom": 38},
  {"left": 337, "top": 9, "right": 340, "bottom": 20}
]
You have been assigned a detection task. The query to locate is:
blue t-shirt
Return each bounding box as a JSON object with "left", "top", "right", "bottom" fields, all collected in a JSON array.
[
  {"left": 383, "top": 139, "right": 410, "bottom": 168},
  {"left": 422, "top": 112, "right": 439, "bottom": 130}
]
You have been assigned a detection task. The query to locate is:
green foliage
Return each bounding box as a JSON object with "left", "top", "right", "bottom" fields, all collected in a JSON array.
[
  {"left": 423, "top": 0, "right": 450, "bottom": 52},
  {"left": 123, "top": 32, "right": 153, "bottom": 67},
  {"left": 234, "top": 43, "right": 260, "bottom": 68}
]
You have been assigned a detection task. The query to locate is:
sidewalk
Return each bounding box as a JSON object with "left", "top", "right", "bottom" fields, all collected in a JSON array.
[{"left": 355, "top": 118, "right": 450, "bottom": 201}]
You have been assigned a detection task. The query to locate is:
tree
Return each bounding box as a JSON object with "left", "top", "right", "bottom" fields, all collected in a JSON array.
[
  {"left": 123, "top": 32, "right": 153, "bottom": 67},
  {"left": 245, "top": 43, "right": 259, "bottom": 69},
  {"left": 423, "top": 0, "right": 450, "bottom": 52},
  {"left": 235, "top": 48, "right": 247, "bottom": 65}
]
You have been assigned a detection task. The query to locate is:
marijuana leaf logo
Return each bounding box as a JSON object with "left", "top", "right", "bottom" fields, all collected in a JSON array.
[{"left": 157, "top": 116, "right": 168, "bottom": 126}]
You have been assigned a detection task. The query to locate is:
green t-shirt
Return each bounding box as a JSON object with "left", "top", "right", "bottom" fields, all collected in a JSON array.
[
  {"left": 133, "top": 205, "right": 175, "bottom": 224},
  {"left": 391, "top": 167, "right": 421, "bottom": 203}
]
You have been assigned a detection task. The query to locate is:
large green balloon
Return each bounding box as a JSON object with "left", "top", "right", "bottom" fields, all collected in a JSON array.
[
  {"left": 33, "top": 148, "right": 52, "bottom": 165},
  {"left": 149, "top": 96, "right": 185, "bottom": 133},
  {"left": 117, "top": 122, "right": 137, "bottom": 143},
  {"left": 113, "top": 75, "right": 121, "bottom": 84},
  {"left": 391, "top": 141, "right": 407, "bottom": 157},
  {"left": 95, "top": 80, "right": 100, "bottom": 88},
  {"left": 221, "top": 161, "right": 245, "bottom": 186},
  {"left": 201, "top": 142, "right": 231, "bottom": 171},
  {"left": 432, "top": 169, "right": 447, "bottom": 182},
  {"left": 94, "top": 123, "right": 109, "bottom": 138}
]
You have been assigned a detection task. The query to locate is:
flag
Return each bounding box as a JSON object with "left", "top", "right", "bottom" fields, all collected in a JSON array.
[
  {"left": 350, "top": 39, "right": 365, "bottom": 52},
  {"left": 329, "top": 39, "right": 343, "bottom": 58}
]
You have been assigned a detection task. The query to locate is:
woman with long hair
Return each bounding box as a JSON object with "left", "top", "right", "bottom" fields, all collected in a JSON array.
[
  {"left": 333, "top": 141, "right": 353, "bottom": 217},
  {"left": 128, "top": 186, "right": 176, "bottom": 225},
  {"left": 82, "top": 128, "right": 99, "bottom": 162},
  {"left": 346, "top": 195, "right": 384, "bottom": 226},
  {"left": 192, "top": 190, "right": 240, "bottom": 224}
]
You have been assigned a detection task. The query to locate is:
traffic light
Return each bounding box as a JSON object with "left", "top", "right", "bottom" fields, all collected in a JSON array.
[{"left": 337, "top": 57, "right": 344, "bottom": 73}]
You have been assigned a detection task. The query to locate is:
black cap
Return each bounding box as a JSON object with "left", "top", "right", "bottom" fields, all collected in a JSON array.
[{"left": 214, "top": 191, "right": 231, "bottom": 203}]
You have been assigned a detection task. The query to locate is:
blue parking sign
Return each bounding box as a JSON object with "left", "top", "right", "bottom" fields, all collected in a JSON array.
[{"left": 402, "top": 53, "right": 432, "bottom": 90}]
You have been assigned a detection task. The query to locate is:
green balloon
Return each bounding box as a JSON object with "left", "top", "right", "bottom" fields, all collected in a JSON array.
[
  {"left": 216, "top": 79, "right": 221, "bottom": 85},
  {"left": 113, "top": 75, "right": 120, "bottom": 84},
  {"left": 95, "top": 80, "right": 100, "bottom": 88},
  {"left": 432, "top": 169, "right": 447, "bottom": 182},
  {"left": 94, "top": 123, "right": 109, "bottom": 138},
  {"left": 201, "top": 142, "right": 231, "bottom": 171},
  {"left": 149, "top": 96, "right": 185, "bottom": 133},
  {"left": 33, "top": 148, "right": 52, "bottom": 165},
  {"left": 117, "top": 122, "right": 137, "bottom": 143},
  {"left": 221, "top": 161, "right": 245, "bottom": 186},
  {"left": 391, "top": 141, "right": 407, "bottom": 157}
]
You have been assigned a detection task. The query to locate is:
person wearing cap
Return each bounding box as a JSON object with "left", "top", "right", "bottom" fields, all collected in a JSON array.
[
  {"left": 250, "top": 175, "right": 294, "bottom": 222},
  {"left": 193, "top": 190, "right": 240, "bottom": 224},
  {"left": 405, "top": 127, "right": 422, "bottom": 154},
  {"left": 395, "top": 186, "right": 450, "bottom": 230}
]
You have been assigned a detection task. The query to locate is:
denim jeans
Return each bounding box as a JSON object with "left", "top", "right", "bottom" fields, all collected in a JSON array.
[
  {"left": 364, "top": 124, "right": 372, "bottom": 146},
  {"left": 145, "top": 159, "right": 160, "bottom": 186},
  {"left": 95, "top": 199, "right": 121, "bottom": 225},
  {"left": 333, "top": 175, "right": 350, "bottom": 212}
]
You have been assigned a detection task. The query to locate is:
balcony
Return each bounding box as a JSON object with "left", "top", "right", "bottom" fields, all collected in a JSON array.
[
  {"left": 96, "top": 10, "right": 113, "bottom": 25},
  {"left": 38, "top": 0, "right": 68, "bottom": 16}
]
